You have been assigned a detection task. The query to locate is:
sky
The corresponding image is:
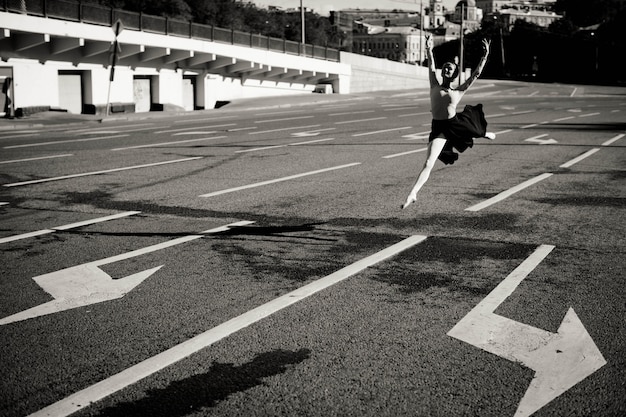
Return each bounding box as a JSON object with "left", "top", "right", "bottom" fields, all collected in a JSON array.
[{"left": 249, "top": 0, "right": 460, "bottom": 16}]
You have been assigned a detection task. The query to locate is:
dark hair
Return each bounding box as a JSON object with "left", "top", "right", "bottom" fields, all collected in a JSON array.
[{"left": 443, "top": 62, "right": 459, "bottom": 79}]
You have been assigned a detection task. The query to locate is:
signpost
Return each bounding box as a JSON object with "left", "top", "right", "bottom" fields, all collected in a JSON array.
[{"left": 106, "top": 19, "right": 124, "bottom": 117}]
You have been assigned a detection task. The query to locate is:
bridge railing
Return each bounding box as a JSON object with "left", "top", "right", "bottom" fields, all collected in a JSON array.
[{"left": 2, "top": 0, "right": 340, "bottom": 62}]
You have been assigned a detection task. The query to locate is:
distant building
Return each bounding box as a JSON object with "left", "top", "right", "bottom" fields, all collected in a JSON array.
[
  {"left": 449, "top": 0, "right": 483, "bottom": 32},
  {"left": 475, "top": 1, "right": 557, "bottom": 15},
  {"left": 352, "top": 23, "right": 426, "bottom": 64},
  {"left": 330, "top": 9, "right": 424, "bottom": 52},
  {"left": 493, "top": 8, "right": 562, "bottom": 29}
]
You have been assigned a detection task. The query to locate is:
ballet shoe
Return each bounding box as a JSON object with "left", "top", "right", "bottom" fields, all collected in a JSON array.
[
  {"left": 402, "top": 196, "right": 416, "bottom": 209},
  {"left": 485, "top": 132, "right": 496, "bottom": 140}
]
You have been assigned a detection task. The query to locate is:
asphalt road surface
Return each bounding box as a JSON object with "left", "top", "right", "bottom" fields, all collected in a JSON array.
[{"left": 1, "top": 80, "right": 624, "bottom": 417}]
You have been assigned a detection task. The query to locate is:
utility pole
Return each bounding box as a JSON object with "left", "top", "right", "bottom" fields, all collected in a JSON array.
[
  {"left": 459, "top": 3, "right": 464, "bottom": 86},
  {"left": 420, "top": 0, "right": 423, "bottom": 65},
  {"left": 300, "top": 0, "right": 305, "bottom": 46}
]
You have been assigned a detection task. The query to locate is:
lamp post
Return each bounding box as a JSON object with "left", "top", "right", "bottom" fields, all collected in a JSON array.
[{"left": 300, "top": 0, "right": 305, "bottom": 44}]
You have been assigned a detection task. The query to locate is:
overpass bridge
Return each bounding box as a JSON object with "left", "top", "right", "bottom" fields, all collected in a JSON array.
[{"left": 0, "top": 1, "right": 427, "bottom": 117}]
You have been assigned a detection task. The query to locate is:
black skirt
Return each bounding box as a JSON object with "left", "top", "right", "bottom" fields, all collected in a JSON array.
[{"left": 428, "top": 104, "right": 488, "bottom": 165}]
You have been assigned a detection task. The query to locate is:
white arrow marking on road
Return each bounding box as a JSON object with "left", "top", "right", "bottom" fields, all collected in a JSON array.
[
  {"left": 0, "top": 221, "right": 253, "bottom": 325},
  {"left": 27, "top": 234, "right": 427, "bottom": 417},
  {"left": 447, "top": 245, "right": 606, "bottom": 417},
  {"left": 525, "top": 134, "right": 558, "bottom": 145},
  {"left": 0, "top": 265, "right": 164, "bottom": 326}
]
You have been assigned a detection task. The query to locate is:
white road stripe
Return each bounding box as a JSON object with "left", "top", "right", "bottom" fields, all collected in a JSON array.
[
  {"left": 465, "top": 173, "right": 554, "bottom": 212},
  {"left": 111, "top": 136, "right": 226, "bottom": 151},
  {"left": 0, "top": 154, "right": 73, "bottom": 164},
  {"left": 249, "top": 124, "right": 320, "bottom": 135},
  {"left": 155, "top": 124, "right": 236, "bottom": 134},
  {"left": 0, "top": 133, "right": 39, "bottom": 140},
  {"left": 0, "top": 211, "right": 141, "bottom": 244},
  {"left": 3, "top": 157, "right": 203, "bottom": 187},
  {"left": 3, "top": 135, "right": 129, "bottom": 149},
  {"left": 330, "top": 110, "right": 376, "bottom": 116},
  {"left": 383, "top": 147, "right": 428, "bottom": 159},
  {"left": 27, "top": 234, "right": 426, "bottom": 417},
  {"left": 235, "top": 138, "right": 335, "bottom": 154},
  {"left": 199, "top": 162, "right": 361, "bottom": 197},
  {"left": 553, "top": 116, "right": 575, "bottom": 122},
  {"left": 579, "top": 112, "right": 600, "bottom": 118},
  {"left": 255, "top": 116, "right": 314, "bottom": 123},
  {"left": 559, "top": 149, "right": 600, "bottom": 168},
  {"left": 352, "top": 126, "right": 412, "bottom": 137},
  {"left": 602, "top": 133, "right": 624, "bottom": 146},
  {"left": 334, "top": 117, "right": 386, "bottom": 125}
]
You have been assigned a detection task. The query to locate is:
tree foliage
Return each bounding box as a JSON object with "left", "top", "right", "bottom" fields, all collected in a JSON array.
[{"left": 82, "top": 0, "right": 626, "bottom": 84}]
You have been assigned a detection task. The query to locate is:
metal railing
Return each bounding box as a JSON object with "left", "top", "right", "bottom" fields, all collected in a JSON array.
[{"left": 2, "top": 0, "right": 340, "bottom": 61}]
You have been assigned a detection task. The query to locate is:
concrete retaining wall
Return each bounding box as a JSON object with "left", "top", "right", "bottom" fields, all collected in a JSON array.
[{"left": 341, "top": 52, "right": 430, "bottom": 93}]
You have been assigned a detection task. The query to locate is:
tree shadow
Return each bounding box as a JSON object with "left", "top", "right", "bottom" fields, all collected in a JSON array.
[{"left": 96, "top": 348, "right": 311, "bottom": 417}]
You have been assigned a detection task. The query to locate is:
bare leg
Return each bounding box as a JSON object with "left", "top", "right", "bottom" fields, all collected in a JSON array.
[{"left": 402, "top": 138, "right": 446, "bottom": 209}]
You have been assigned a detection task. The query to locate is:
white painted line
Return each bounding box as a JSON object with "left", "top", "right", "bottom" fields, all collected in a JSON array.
[
  {"left": 0, "top": 133, "right": 39, "bottom": 140},
  {"left": 334, "top": 117, "right": 386, "bottom": 125},
  {"left": 155, "top": 123, "right": 236, "bottom": 134},
  {"left": 553, "top": 116, "right": 575, "bottom": 122},
  {"left": 228, "top": 127, "right": 257, "bottom": 132},
  {"left": 559, "top": 149, "right": 600, "bottom": 168},
  {"left": 495, "top": 129, "right": 513, "bottom": 135},
  {"left": 352, "top": 126, "right": 412, "bottom": 137},
  {"left": 383, "top": 147, "right": 428, "bottom": 159},
  {"left": 579, "top": 112, "right": 600, "bottom": 118},
  {"left": 465, "top": 173, "right": 554, "bottom": 212},
  {"left": 173, "top": 115, "right": 238, "bottom": 124},
  {"left": 53, "top": 211, "right": 141, "bottom": 231},
  {"left": 255, "top": 116, "right": 314, "bottom": 123},
  {"left": 0, "top": 154, "right": 73, "bottom": 165},
  {"left": 199, "top": 162, "right": 361, "bottom": 197},
  {"left": 28, "top": 234, "right": 426, "bottom": 417},
  {"left": 172, "top": 131, "right": 217, "bottom": 136},
  {"left": 90, "top": 221, "right": 255, "bottom": 267},
  {"left": 570, "top": 87, "right": 578, "bottom": 97},
  {"left": 111, "top": 136, "right": 226, "bottom": 151},
  {"left": 3, "top": 157, "right": 203, "bottom": 187},
  {"left": 0, "top": 211, "right": 141, "bottom": 244},
  {"left": 521, "top": 123, "right": 538, "bottom": 129},
  {"left": 3, "top": 135, "right": 129, "bottom": 149},
  {"left": 398, "top": 111, "right": 430, "bottom": 118},
  {"left": 602, "top": 133, "right": 624, "bottom": 146},
  {"left": 0, "top": 202, "right": 8, "bottom": 206},
  {"left": 235, "top": 138, "right": 335, "bottom": 154},
  {"left": 249, "top": 124, "right": 320, "bottom": 135},
  {"left": 330, "top": 110, "right": 376, "bottom": 116},
  {"left": 254, "top": 110, "right": 305, "bottom": 116},
  {"left": 290, "top": 138, "right": 334, "bottom": 146},
  {"left": 0, "top": 229, "right": 54, "bottom": 244},
  {"left": 69, "top": 123, "right": 154, "bottom": 134},
  {"left": 236, "top": 144, "right": 285, "bottom": 153},
  {"left": 512, "top": 110, "right": 535, "bottom": 115}
]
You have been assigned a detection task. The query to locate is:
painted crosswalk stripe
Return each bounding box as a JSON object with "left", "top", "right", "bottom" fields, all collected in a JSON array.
[
  {"left": 199, "top": 163, "right": 361, "bottom": 197},
  {"left": 27, "top": 234, "right": 427, "bottom": 417},
  {"left": 3, "top": 157, "right": 202, "bottom": 187},
  {"left": 0, "top": 211, "right": 141, "bottom": 244}
]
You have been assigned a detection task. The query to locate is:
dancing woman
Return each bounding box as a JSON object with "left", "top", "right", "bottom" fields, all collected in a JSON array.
[{"left": 402, "top": 35, "right": 495, "bottom": 209}]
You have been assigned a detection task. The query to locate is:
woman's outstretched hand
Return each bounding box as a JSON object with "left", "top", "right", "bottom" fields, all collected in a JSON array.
[{"left": 481, "top": 38, "right": 491, "bottom": 56}]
